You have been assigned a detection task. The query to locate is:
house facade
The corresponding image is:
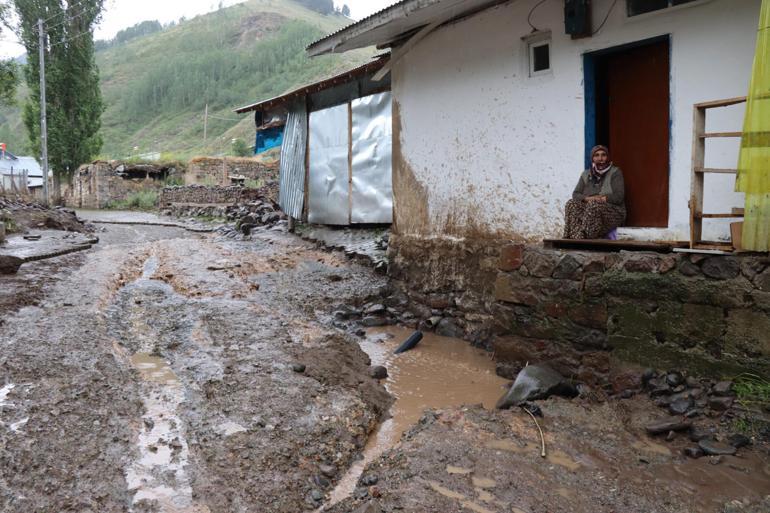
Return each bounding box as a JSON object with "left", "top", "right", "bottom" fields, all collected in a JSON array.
[{"left": 309, "top": 0, "right": 761, "bottom": 242}]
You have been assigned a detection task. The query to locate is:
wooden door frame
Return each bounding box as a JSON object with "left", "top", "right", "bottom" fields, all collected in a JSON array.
[{"left": 583, "top": 36, "right": 672, "bottom": 222}]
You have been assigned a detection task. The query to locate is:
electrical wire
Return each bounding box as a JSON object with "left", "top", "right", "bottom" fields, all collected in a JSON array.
[
  {"left": 42, "top": 0, "right": 91, "bottom": 23},
  {"left": 45, "top": 4, "right": 100, "bottom": 32},
  {"left": 592, "top": 0, "right": 619, "bottom": 36},
  {"left": 48, "top": 28, "right": 94, "bottom": 48},
  {"left": 527, "top": 0, "right": 548, "bottom": 32}
]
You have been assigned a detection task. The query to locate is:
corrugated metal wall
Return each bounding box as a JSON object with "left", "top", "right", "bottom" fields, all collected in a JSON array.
[{"left": 278, "top": 102, "right": 307, "bottom": 220}]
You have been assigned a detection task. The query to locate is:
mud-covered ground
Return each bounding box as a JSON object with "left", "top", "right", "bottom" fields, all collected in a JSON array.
[
  {"left": 0, "top": 214, "right": 390, "bottom": 512},
  {"left": 1, "top": 212, "right": 769, "bottom": 513}
]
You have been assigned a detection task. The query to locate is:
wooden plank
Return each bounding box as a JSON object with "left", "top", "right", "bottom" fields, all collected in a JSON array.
[
  {"left": 543, "top": 238, "right": 676, "bottom": 253},
  {"left": 694, "top": 167, "right": 738, "bottom": 174},
  {"left": 690, "top": 105, "right": 706, "bottom": 249},
  {"left": 697, "top": 213, "right": 744, "bottom": 219},
  {"left": 372, "top": 15, "right": 447, "bottom": 81},
  {"left": 693, "top": 96, "right": 747, "bottom": 109},
  {"left": 700, "top": 132, "right": 743, "bottom": 138},
  {"left": 731, "top": 207, "right": 745, "bottom": 215}
]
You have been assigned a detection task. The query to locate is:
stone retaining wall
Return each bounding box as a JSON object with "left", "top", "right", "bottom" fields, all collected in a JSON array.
[{"left": 388, "top": 235, "right": 770, "bottom": 378}]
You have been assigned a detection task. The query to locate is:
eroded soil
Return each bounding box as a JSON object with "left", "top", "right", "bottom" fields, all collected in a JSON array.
[{"left": 0, "top": 215, "right": 390, "bottom": 512}]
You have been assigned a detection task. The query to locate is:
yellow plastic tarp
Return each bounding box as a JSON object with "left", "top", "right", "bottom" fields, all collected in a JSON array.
[{"left": 737, "top": 0, "right": 770, "bottom": 251}]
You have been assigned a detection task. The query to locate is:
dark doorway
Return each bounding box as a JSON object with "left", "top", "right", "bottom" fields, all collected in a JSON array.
[{"left": 585, "top": 37, "right": 670, "bottom": 227}]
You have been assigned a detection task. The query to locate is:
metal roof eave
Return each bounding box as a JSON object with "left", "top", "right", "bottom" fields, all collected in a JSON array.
[
  {"left": 306, "top": 0, "right": 507, "bottom": 56},
  {"left": 233, "top": 58, "right": 387, "bottom": 115}
]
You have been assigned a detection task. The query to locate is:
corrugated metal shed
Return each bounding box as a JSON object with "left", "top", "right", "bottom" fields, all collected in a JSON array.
[{"left": 278, "top": 102, "right": 308, "bottom": 220}]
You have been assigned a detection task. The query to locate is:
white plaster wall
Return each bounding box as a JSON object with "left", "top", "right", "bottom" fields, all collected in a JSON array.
[{"left": 392, "top": 0, "right": 760, "bottom": 241}]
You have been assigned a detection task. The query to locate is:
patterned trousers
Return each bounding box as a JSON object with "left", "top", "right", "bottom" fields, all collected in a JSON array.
[{"left": 563, "top": 199, "right": 626, "bottom": 239}]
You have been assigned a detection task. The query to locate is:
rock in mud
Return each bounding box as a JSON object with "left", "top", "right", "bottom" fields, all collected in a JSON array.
[
  {"left": 292, "top": 363, "right": 306, "bottom": 373},
  {"left": 353, "top": 500, "right": 383, "bottom": 513},
  {"left": 728, "top": 433, "right": 751, "bottom": 448},
  {"left": 496, "top": 364, "right": 577, "bottom": 410},
  {"left": 360, "top": 473, "right": 379, "bottom": 486},
  {"left": 645, "top": 417, "right": 692, "bottom": 435},
  {"left": 361, "top": 316, "right": 388, "bottom": 327},
  {"left": 669, "top": 397, "right": 694, "bottom": 415},
  {"left": 698, "top": 439, "right": 737, "bottom": 456},
  {"left": 684, "top": 446, "right": 705, "bottom": 458},
  {"left": 370, "top": 366, "right": 388, "bottom": 380},
  {"left": 319, "top": 464, "right": 337, "bottom": 478},
  {"left": 0, "top": 254, "right": 23, "bottom": 274}
]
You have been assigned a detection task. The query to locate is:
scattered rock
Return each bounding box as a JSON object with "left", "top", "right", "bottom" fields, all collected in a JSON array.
[
  {"left": 361, "top": 316, "right": 388, "bottom": 327},
  {"left": 728, "top": 433, "right": 751, "bottom": 448},
  {"left": 669, "top": 397, "right": 694, "bottom": 416},
  {"left": 292, "top": 363, "right": 306, "bottom": 373},
  {"left": 496, "top": 364, "right": 577, "bottom": 410},
  {"left": 352, "top": 500, "right": 382, "bottom": 513},
  {"left": 370, "top": 366, "right": 388, "bottom": 380},
  {"left": 708, "top": 397, "right": 734, "bottom": 411},
  {"left": 665, "top": 371, "right": 684, "bottom": 388},
  {"left": 712, "top": 381, "right": 734, "bottom": 396},
  {"left": 360, "top": 473, "right": 379, "bottom": 486},
  {"left": 0, "top": 254, "right": 23, "bottom": 275},
  {"left": 645, "top": 417, "right": 692, "bottom": 435},
  {"left": 698, "top": 438, "right": 737, "bottom": 456},
  {"left": 319, "top": 464, "right": 336, "bottom": 478},
  {"left": 684, "top": 446, "right": 704, "bottom": 458},
  {"left": 364, "top": 304, "right": 386, "bottom": 315}
]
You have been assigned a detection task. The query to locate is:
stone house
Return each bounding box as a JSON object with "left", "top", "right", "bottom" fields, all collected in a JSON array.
[{"left": 305, "top": 0, "right": 770, "bottom": 377}]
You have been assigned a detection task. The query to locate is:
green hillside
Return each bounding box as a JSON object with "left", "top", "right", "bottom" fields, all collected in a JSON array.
[{"left": 0, "top": 0, "right": 370, "bottom": 160}]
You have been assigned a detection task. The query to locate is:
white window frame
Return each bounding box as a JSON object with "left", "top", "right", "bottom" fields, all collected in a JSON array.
[{"left": 523, "top": 31, "right": 552, "bottom": 78}]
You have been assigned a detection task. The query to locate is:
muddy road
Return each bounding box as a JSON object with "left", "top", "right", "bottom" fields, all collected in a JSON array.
[{"left": 0, "top": 215, "right": 390, "bottom": 512}]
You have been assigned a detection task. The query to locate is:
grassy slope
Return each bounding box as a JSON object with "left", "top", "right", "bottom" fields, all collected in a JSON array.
[{"left": 0, "top": 0, "right": 370, "bottom": 160}]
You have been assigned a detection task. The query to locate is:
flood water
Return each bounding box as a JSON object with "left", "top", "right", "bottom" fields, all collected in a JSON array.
[{"left": 325, "top": 326, "right": 508, "bottom": 506}]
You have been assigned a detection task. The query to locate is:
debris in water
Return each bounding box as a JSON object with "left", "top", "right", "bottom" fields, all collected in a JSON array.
[
  {"left": 496, "top": 364, "right": 577, "bottom": 409},
  {"left": 393, "top": 331, "right": 423, "bottom": 354}
]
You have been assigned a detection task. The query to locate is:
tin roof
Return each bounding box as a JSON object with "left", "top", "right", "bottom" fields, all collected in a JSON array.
[
  {"left": 306, "top": 0, "right": 507, "bottom": 56},
  {"left": 234, "top": 58, "right": 388, "bottom": 114}
]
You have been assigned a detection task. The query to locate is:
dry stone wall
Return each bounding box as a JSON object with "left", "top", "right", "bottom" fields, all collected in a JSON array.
[
  {"left": 186, "top": 157, "right": 278, "bottom": 186},
  {"left": 387, "top": 235, "right": 770, "bottom": 379},
  {"left": 159, "top": 185, "right": 274, "bottom": 206}
]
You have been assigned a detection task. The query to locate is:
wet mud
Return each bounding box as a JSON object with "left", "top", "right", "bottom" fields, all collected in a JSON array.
[{"left": 0, "top": 213, "right": 390, "bottom": 512}]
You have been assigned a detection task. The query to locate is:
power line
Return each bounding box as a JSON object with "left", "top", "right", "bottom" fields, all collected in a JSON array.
[
  {"left": 42, "top": 0, "right": 91, "bottom": 23},
  {"left": 45, "top": 4, "right": 101, "bottom": 32},
  {"left": 49, "top": 28, "right": 94, "bottom": 48}
]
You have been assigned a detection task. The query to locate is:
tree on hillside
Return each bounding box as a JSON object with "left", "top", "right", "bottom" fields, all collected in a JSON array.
[
  {"left": 13, "top": 0, "right": 105, "bottom": 200},
  {"left": 341, "top": 4, "right": 350, "bottom": 17},
  {"left": 0, "top": 3, "right": 19, "bottom": 106}
]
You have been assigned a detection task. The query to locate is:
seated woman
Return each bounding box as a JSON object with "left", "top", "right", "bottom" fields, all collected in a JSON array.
[{"left": 563, "top": 145, "right": 626, "bottom": 239}]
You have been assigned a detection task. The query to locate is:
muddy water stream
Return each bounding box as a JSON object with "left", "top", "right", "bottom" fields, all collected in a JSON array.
[{"left": 324, "top": 326, "right": 508, "bottom": 507}]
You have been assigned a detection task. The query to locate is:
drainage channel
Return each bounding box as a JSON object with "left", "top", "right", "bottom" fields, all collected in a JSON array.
[{"left": 322, "top": 326, "right": 508, "bottom": 508}]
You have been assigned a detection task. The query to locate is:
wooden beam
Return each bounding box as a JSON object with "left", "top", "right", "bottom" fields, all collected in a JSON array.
[
  {"left": 700, "top": 131, "right": 743, "bottom": 138},
  {"left": 697, "top": 213, "right": 744, "bottom": 219},
  {"left": 694, "top": 167, "right": 738, "bottom": 174},
  {"left": 690, "top": 105, "right": 706, "bottom": 249},
  {"left": 693, "top": 96, "right": 747, "bottom": 109}
]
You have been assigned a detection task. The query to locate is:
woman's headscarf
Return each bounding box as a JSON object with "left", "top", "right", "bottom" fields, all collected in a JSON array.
[{"left": 590, "top": 145, "right": 612, "bottom": 181}]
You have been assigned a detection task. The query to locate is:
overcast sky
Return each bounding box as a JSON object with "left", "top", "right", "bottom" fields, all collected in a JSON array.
[{"left": 0, "top": 0, "right": 397, "bottom": 58}]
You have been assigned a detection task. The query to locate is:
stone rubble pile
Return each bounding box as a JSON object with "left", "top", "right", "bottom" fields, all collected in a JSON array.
[
  {"left": 0, "top": 195, "right": 86, "bottom": 233},
  {"left": 214, "top": 198, "right": 287, "bottom": 239},
  {"left": 641, "top": 370, "right": 762, "bottom": 459}
]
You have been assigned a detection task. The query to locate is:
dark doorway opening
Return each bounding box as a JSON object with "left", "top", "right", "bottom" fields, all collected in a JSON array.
[{"left": 584, "top": 37, "right": 671, "bottom": 228}]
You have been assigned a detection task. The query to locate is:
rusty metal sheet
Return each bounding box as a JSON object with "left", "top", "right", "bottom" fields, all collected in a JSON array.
[
  {"left": 278, "top": 102, "right": 307, "bottom": 220},
  {"left": 351, "top": 91, "right": 392, "bottom": 224},
  {"left": 308, "top": 103, "right": 350, "bottom": 225}
]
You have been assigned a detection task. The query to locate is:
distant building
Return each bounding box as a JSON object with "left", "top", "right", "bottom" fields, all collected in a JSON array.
[{"left": 0, "top": 149, "right": 44, "bottom": 192}]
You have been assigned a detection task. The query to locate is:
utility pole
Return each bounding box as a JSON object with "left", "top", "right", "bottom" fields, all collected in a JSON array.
[
  {"left": 37, "top": 18, "right": 50, "bottom": 206},
  {"left": 203, "top": 103, "right": 208, "bottom": 141}
]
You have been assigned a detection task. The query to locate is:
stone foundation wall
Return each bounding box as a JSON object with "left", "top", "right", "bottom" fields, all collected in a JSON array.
[
  {"left": 186, "top": 157, "right": 278, "bottom": 186},
  {"left": 387, "top": 234, "right": 502, "bottom": 346},
  {"left": 159, "top": 185, "right": 271, "bottom": 206},
  {"left": 387, "top": 236, "right": 770, "bottom": 379}
]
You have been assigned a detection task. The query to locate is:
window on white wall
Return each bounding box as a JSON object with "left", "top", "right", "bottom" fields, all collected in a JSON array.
[
  {"left": 529, "top": 40, "right": 551, "bottom": 76},
  {"left": 627, "top": 0, "right": 698, "bottom": 16}
]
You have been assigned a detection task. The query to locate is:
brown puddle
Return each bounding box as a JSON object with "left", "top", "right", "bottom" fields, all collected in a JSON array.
[{"left": 324, "top": 326, "right": 507, "bottom": 507}]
